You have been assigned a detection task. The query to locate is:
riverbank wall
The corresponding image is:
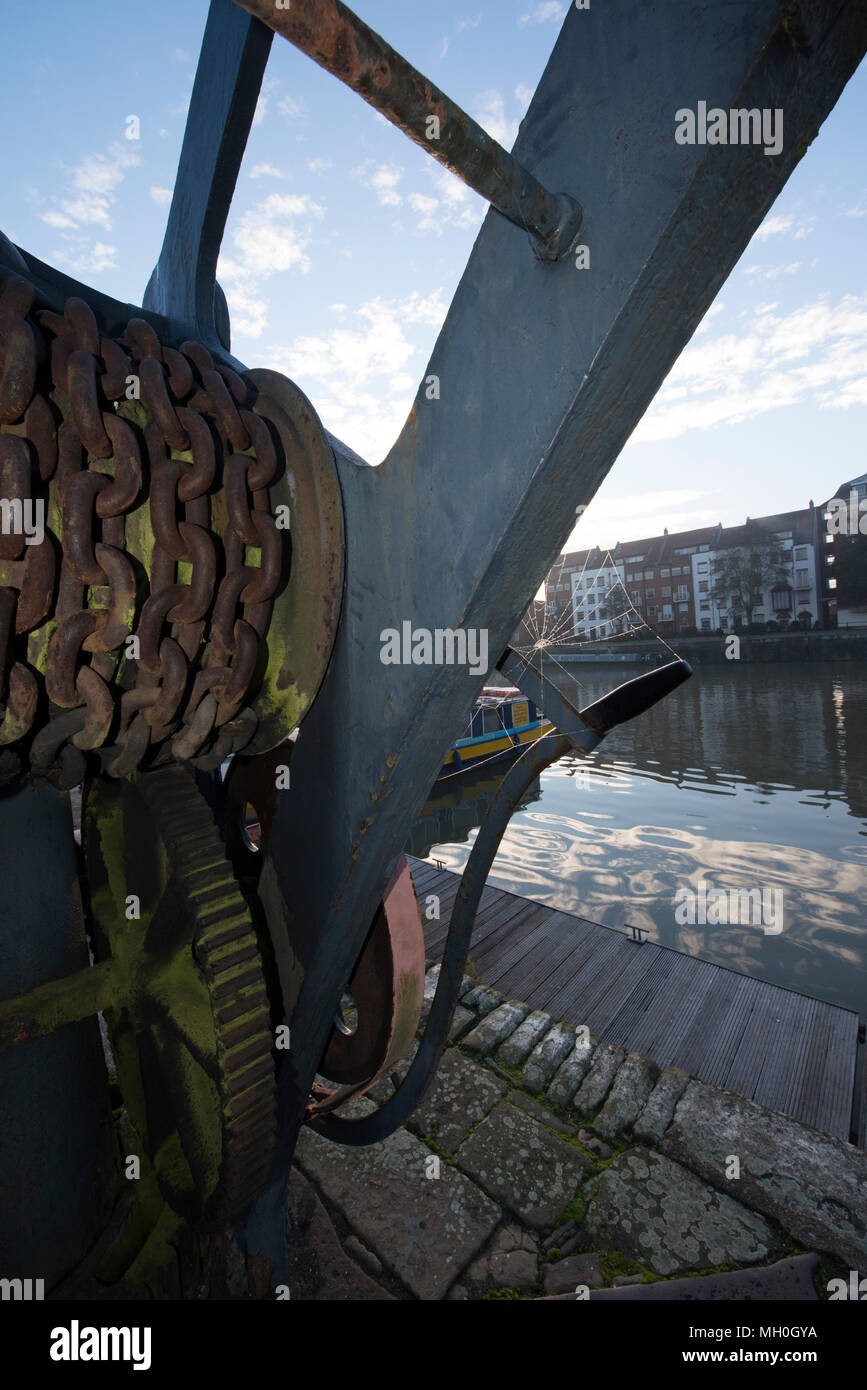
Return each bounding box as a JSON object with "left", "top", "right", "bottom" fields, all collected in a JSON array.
[{"left": 546, "top": 630, "right": 867, "bottom": 666}]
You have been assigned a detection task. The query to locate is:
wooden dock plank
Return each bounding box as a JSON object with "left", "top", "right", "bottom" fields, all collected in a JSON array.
[
  {"left": 698, "top": 976, "right": 763, "bottom": 1089},
  {"left": 406, "top": 856, "right": 860, "bottom": 1141},
  {"left": 809, "top": 1006, "right": 859, "bottom": 1138},
  {"left": 423, "top": 882, "right": 501, "bottom": 956},
  {"left": 666, "top": 965, "right": 747, "bottom": 1080},
  {"left": 559, "top": 934, "right": 649, "bottom": 1031},
  {"left": 472, "top": 908, "right": 570, "bottom": 993},
  {"left": 654, "top": 964, "right": 721, "bottom": 1073},
  {"left": 601, "top": 951, "right": 682, "bottom": 1050},
  {"left": 786, "top": 1000, "right": 837, "bottom": 1133},
  {"left": 618, "top": 952, "right": 702, "bottom": 1061},
  {"left": 751, "top": 987, "right": 817, "bottom": 1116},
  {"left": 493, "top": 920, "right": 594, "bottom": 1007},
  {"left": 537, "top": 937, "right": 661, "bottom": 1027}
]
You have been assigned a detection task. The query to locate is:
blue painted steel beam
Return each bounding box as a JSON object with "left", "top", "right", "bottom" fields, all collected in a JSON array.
[{"left": 142, "top": 0, "right": 273, "bottom": 350}]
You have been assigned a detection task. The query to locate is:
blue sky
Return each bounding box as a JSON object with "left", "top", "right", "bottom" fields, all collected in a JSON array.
[{"left": 2, "top": 0, "right": 865, "bottom": 556}]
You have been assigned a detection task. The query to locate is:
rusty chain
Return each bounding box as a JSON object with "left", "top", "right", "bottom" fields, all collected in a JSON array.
[{"left": 0, "top": 271, "right": 288, "bottom": 787}]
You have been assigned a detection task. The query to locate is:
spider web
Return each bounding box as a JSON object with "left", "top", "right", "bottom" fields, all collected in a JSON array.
[
  {"left": 508, "top": 547, "right": 680, "bottom": 701},
  {"left": 436, "top": 550, "right": 681, "bottom": 783}
]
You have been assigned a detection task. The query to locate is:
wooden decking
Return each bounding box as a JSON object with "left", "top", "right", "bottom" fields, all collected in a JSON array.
[{"left": 407, "top": 856, "right": 865, "bottom": 1145}]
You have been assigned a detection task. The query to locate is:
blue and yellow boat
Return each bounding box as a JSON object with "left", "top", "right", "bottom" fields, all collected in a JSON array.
[{"left": 438, "top": 687, "right": 553, "bottom": 778}]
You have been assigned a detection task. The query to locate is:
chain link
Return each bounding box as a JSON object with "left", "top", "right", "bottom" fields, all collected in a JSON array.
[{"left": 0, "top": 273, "right": 286, "bottom": 787}]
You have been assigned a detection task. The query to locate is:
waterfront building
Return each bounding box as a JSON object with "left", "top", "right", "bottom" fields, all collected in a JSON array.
[
  {"left": 822, "top": 474, "right": 867, "bottom": 627},
  {"left": 546, "top": 504, "right": 824, "bottom": 639},
  {"left": 696, "top": 507, "right": 822, "bottom": 632},
  {"left": 545, "top": 547, "right": 622, "bottom": 641}
]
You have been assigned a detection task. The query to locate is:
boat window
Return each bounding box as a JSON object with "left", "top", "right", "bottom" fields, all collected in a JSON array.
[{"left": 482, "top": 708, "right": 505, "bottom": 734}]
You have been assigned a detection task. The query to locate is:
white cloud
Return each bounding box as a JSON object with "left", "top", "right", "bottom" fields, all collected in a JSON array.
[
  {"left": 457, "top": 15, "right": 482, "bottom": 31},
  {"left": 409, "top": 192, "right": 440, "bottom": 232},
  {"left": 171, "top": 47, "right": 189, "bottom": 62},
  {"left": 307, "top": 157, "right": 332, "bottom": 174},
  {"left": 745, "top": 260, "right": 808, "bottom": 281},
  {"left": 55, "top": 241, "right": 117, "bottom": 275},
  {"left": 253, "top": 94, "right": 267, "bottom": 127},
  {"left": 564, "top": 489, "right": 720, "bottom": 551},
  {"left": 149, "top": 186, "right": 173, "bottom": 206},
  {"left": 516, "top": 83, "right": 535, "bottom": 115},
  {"left": 473, "top": 90, "right": 519, "bottom": 147},
  {"left": 751, "top": 212, "right": 814, "bottom": 242},
  {"left": 632, "top": 294, "right": 867, "bottom": 443},
  {"left": 230, "top": 193, "right": 324, "bottom": 276},
  {"left": 41, "top": 211, "right": 76, "bottom": 229},
  {"left": 407, "top": 167, "right": 484, "bottom": 235},
  {"left": 249, "top": 163, "right": 285, "bottom": 180},
  {"left": 219, "top": 280, "right": 269, "bottom": 340},
  {"left": 40, "top": 142, "right": 140, "bottom": 232},
  {"left": 219, "top": 193, "right": 326, "bottom": 338},
  {"left": 278, "top": 95, "right": 305, "bottom": 121},
  {"left": 752, "top": 214, "right": 794, "bottom": 241},
  {"left": 265, "top": 289, "right": 449, "bottom": 460},
  {"left": 693, "top": 302, "right": 725, "bottom": 336},
  {"left": 519, "top": 2, "right": 566, "bottom": 25},
  {"left": 369, "top": 164, "right": 404, "bottom": 206},
  {"left": 440, "top": 36, "right": 449, "bottom": 59}
]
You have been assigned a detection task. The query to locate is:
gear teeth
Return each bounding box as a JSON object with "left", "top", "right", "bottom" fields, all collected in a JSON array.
[{"left": 137, "top": 764, "right": 281, "bottom": 1226}]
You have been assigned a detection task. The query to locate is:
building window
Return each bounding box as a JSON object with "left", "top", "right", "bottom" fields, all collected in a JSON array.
[
  {"left": 678, "top": 603, "right": 689, "bottom": 613},
  {"left": 660, "top": 568, "right": 670, "bottom": 578},
  {"left": 701, "top": 619, "right": 711, "bottom": 631},
  {"left": 645, "top": 569, "right": 655, "bottom": 579},
  {"left": 700, "top": 602, "right": 710, "bottom": 612},
  {"left": 645, "top": 588, "right": 655, "bottom": 599},
  {"left": 675, "top": 586, "right": 688, "bottom": 601},
  {"left": 672, "top": 567, "right": 682, "bottom": 576},
  {"left": 698, "top": 581, "right": 708, "bottom": 593},
  {"left": 630, "top": 591, "right": 641, "bottom": 606},
  {"left": 661, "top": 586, "right": 671, "bottom": 598}
]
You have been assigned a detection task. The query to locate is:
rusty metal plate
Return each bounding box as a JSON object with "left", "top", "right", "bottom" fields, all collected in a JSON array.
[{"left": 241, "top": 368, "right": 344, "bottom": 754}]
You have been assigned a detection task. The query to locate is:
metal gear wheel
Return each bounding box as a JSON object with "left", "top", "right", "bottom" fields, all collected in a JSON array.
[{"left": 82, "top": 762, "right": 278, "bottom": 1227}]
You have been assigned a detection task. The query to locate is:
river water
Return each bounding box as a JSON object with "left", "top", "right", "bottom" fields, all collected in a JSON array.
[{"left": 406, "top": 660, "right": 867, "bottom": 1019}]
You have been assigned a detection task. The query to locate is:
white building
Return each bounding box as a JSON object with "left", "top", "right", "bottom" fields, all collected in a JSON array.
[{"left": 692, "top": 509, "right": 821, "bottom": 632}]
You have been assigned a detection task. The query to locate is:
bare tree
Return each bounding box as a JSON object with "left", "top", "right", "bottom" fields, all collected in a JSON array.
[
  {"left": 599, "top": 584, "right": 633, "bottom": 634},
  {"left": 711, "top": 527, "right": 788, "bottom": 628}
]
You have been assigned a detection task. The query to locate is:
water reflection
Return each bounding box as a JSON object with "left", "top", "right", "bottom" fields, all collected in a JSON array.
[
  {"left": 406, "top": 761, "right": 542, "bottom": 859},
  {"left": 407, "top": 662, "right": 867, "bottom": 1017}
]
